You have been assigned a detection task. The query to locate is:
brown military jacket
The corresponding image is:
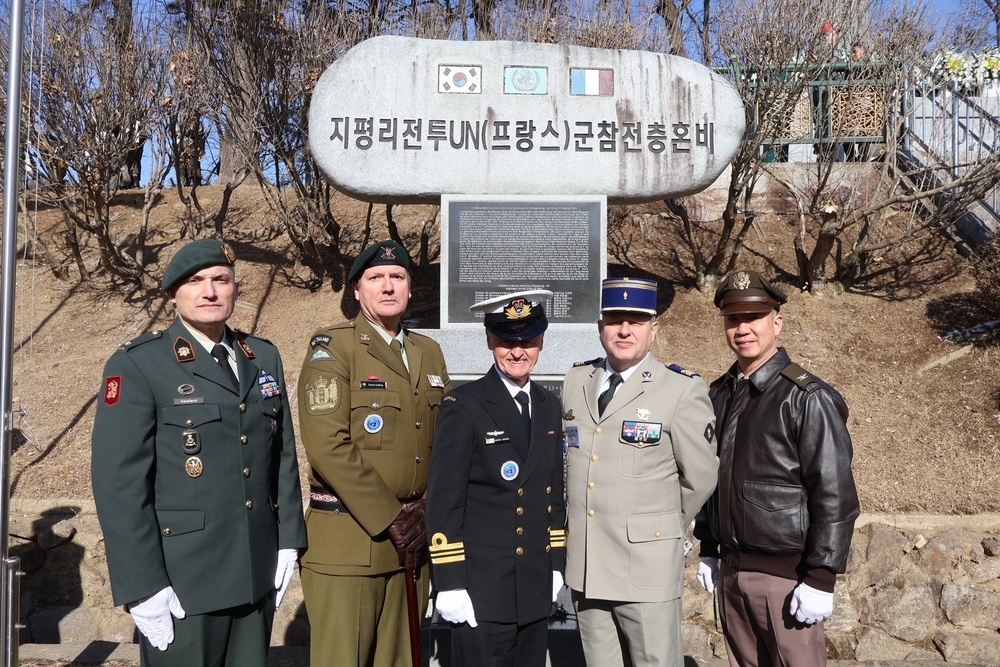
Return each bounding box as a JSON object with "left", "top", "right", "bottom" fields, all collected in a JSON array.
[{"left": 297, "top": 316, "right": 449, "bottom": 576}]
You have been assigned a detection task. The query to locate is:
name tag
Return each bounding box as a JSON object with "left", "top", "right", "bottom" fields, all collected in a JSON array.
[
  {"left": 565, "top": 425, "right": 580, "bottom": 448},
  {"left": 173, "top": 397, "right": 204, "bottom": 405},
  {"left": 360, "top": 381, "right": 387, "bottom": 390},
  {"left": 621, "top": 420, "right": 662, "bottom": 445}
]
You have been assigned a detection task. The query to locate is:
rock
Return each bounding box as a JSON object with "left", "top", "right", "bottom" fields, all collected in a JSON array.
[
  {"left": 918, "top": 530, "right": 984, "bottom": 583},
  {"left": 848, "top": 523, "right": 916, "bottom": 593},
  {"left": 855, "top": 626, "right": 940, "bottom": 661},
  {"left": 36, "top": 518, "right": 77, "bottom": 551},
  {"left": 934, "top": 628, "right": 1000, "bottom": 664},
  {"left": 868, "top": 563, "right": 940, "bottom": 642},
  {"left": 940, "top": 583, "right": 1000, "bottom": 629},
  {"left": 968, "top": 557, "right": 1000, "bottom": 583},
  {"left": 983, "top": 536, "right": 1000, "bottom": 557}
]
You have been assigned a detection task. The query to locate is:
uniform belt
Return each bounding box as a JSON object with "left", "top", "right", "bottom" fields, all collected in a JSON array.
[{"left": 308, "top": 485, "right": 349, "bottom": 514}]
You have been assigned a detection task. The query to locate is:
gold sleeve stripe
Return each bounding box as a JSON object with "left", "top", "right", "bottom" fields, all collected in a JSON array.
[
  {"left": 550, "top": 528, "right": 567, "bottom": 549},
  {"left": 429, "top": 532, "right": 466, "bottom": 564}
]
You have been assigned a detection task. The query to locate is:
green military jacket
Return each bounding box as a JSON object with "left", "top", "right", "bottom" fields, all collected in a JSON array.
[
  {"left": 91, "top": 319, "right": 307, "bottom": 616},
  {"left": 297, "top": 316, "right": 449, "bottom": 576}
]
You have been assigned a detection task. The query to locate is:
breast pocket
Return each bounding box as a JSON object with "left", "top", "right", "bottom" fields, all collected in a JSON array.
[
  {"left": 742, "top": 482, "right": 807, "bottom": 552},
  {"left": 351, "top": 389, "right": 402, "bottom": 450},
  {"left": 617, "top": 421, "right": 666, "bottom": 478},
  {"left": 162, "top": 404, "right": 222, "bottom": 429}
]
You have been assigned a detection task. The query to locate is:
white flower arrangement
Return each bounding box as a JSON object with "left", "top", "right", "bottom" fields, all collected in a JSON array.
[{"left": 929, "top": 48, "right": 1000, "bottom": 90}]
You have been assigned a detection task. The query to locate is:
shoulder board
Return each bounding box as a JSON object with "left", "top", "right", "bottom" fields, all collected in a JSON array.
[
  {"left": 573, "top": 357, "right": 604, "bottom": 368},
  {"left": 781, "top": 363, "right": 818, "bottom": 390},
  {"left": 117, "top": 329, "right": 163, "bottom": 351},
  {"left": 666, "top": 363, "right": 700, "bottom": 378}
]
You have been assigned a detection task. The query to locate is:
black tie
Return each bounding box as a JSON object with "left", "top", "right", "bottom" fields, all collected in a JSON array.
[
  {"left": 211, "top": 344, "right": 239, "bottom": 389},
  {"left": 515, "top": 391, "right": 531, "bottom": 436},
  {"left": 598, "top": 373, "right": 623, "bottom": 417}
]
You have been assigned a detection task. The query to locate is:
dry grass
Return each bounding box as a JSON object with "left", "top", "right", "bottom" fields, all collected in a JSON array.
[{"left": 8, "top": 184, "right": 1000, "bottom": 514}]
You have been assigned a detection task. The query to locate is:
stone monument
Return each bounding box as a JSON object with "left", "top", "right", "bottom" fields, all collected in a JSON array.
[{"left": 308, "top": 35, "right": 746, "bottom": 380}]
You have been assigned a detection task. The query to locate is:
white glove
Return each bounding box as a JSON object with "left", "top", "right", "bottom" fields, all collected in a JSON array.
[
  {"left": 274, "top": 548, "right": 298, "bottom": 609},
  {"left": 551, "top": 571, "right": 564, "bottom": 603},
  {"left": 128, "top": 586, "right": 186, "bottom": 651},
  {"left": 789, "top": 582, "right": 834, "bottom": 625},
  {"left": 697, "top": 557, "right": 720, "bottom": 594},
  {"left": 435, "top": 588, "right": 478, "bottom": 627}
]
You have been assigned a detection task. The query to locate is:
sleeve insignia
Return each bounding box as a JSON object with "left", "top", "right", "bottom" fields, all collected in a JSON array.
[
  {"left": 443, "top": 395, "right": 458, "bottom": 402},
  {"left": 704, "top": 423, "right": 715, "bottom": 443},
  {"left": 103, "top": 376, "right": 122, "bottom": 406},
  {"left": 549, "top": 528, "right": 567, "bottom": 550},
  {"left": 310, "top": 334, "right": 332, "bottom": 348},
  {"left": 429, "top": 533, "right": 465, "bottom": 565}
]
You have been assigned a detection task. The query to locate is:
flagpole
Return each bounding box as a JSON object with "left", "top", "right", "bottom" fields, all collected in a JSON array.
[{"left": 1, "top": 0, "right": 28, "bottom": 663}]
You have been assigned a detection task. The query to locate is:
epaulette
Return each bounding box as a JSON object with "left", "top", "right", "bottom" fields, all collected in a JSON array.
[
  {"left": 781, "top": 363, "right": 818, "bottom": 390},
  {"left": 573, "top": 357, "right": 603, "bottom": 368},
  {"left": 117, "top": 329, "right": 163, "bottom": 352},
  {"left": 667, "top": 363, "right": 700, "bottom": 378}
]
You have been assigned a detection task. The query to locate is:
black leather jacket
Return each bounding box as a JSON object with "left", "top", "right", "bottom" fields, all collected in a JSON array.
[{"left": 695, "top": 349, "right": 859, "bottom": 591}]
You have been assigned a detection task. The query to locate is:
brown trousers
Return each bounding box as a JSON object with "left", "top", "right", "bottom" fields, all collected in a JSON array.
[{"left": 718, "top": 562, "right": 826, "bottom": 667}]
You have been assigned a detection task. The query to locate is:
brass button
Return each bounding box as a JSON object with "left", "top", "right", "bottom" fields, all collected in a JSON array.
[
  {"left": 243, "top": 468, "right": 251, "bottom": 478},
  {"left": 587, "top": 509, "right": 595, "bottom": 517},
  {"left": 415, "top": 456, "right": 424, "bottom": 464},
  {"left": 591, "top": 454, "right": 599, "bottom": 462},
  {"left": 414, "top": 390, "right": 419, "bottom": 396},
  {"left": 588, "top": 482, "right": 596, "bottom": 489},
  {"left": 655, "top": 532, "right": 662, "bottom": 538},
  {"left": 546, "top": 486, "right": 552, "bottom": 494},
  {"left": 245, "top": 500, "right": 254, "bottom": 510},
  {"left": 162, "top": 528, "right": 172, "bottom": 536},
  {"left": 516, "top": 527, "right": 524, "bottom": 535},
  {"left": 515, "top": 547, "right": 524, "bottom": 556},
  {"left": 595, "top": 427, "right": 603, "bottom": 435},
  {"left": 547, "top": 505, "right": 552, "bottom": 514},
  {"left": 416, "top": 422, "right": 423, "bottom": 429},
  {"left": 240, "top": 435, "right": 249, "bottom": 445},
  {"left": 239, "top": 403, "right": 247, "bottom": 413},
  {"left": 185, "top": 419, "right": 194, "bottom": 427},
  {"left": 545, "top": 545, "right": 551, "bottom": 553},
  {"left": 516, "top": 507, "right": 524, "bottom": 516},
  {"left": 517, "top": 488, "right": 525, "bottom": 497},
  {"left": 272, "top": 407, "right": 279, "bottom": 414}
]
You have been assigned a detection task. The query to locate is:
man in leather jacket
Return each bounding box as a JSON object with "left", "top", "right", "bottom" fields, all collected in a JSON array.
[{"left": 694, "top": 270, "right": 860, "bottom": 666}]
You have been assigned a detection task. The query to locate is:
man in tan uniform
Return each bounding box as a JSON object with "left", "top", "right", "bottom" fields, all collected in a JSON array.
[{"left": 297, "top": 240, "right": 450, "bottom": 667}]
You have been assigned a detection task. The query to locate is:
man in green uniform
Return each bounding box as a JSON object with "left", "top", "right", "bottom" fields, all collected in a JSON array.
[
  {"left": 297, "top": 240, "right": 450, "bottom": 667},
  {"left": 91, "top": 239, "right": 307, "bottom": 667}
]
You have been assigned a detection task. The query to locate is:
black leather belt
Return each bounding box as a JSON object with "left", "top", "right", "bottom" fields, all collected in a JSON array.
[{"left": 309, "top": 485, "right": 349, "bottom": 513}]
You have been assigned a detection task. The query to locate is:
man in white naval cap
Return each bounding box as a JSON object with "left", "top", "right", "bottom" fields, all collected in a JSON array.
[{"left": 426, "top": 290, "right": 567, "bottom": 667}]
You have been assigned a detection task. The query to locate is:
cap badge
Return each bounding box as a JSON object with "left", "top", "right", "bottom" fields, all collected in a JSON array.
[
  {"left": 221, "top": 243, "right": 236, "bottom": 264},
  {"left": 735, "top": 272, "right": 751, "bottom": 290},
  {"left": 380, "top": 246, "right": 396, "bottom": 260},
  {"left": 505, "top": 298, "right": 532, "bottom": 320},
  {"left": 623, "top": 291, "right": 628, "bottom": 300}
]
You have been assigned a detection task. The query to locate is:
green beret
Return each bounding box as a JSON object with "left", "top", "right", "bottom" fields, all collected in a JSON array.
[
  {"left": 714, "top": 270, "right": 787, "bottom": 315},
  {"left": 348, "top": 240, "right": 410, "bottom": 283},
  {"left": 162, "top": 239, "right": 236, "bottom": 291}
]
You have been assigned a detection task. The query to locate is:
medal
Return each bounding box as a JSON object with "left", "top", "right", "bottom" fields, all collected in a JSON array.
[{"left": 185, "top": 456, "right": 204, "bottom": 478}]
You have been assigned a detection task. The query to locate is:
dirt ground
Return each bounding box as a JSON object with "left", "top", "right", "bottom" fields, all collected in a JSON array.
[{"left": 6, "top": 184, "right": 1000, "bottom": 514}]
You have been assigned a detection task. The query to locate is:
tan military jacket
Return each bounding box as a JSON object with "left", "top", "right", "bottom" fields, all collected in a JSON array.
[{"left": 297, "top": 316, "right": 449, "bottom": 576}]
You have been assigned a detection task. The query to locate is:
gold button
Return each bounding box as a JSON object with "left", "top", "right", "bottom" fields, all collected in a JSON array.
[
  {"left": 272, "top": 407, "right": 279, "bottom": 414},
  {"left": 591, "top": 454, "right": 599, "bottom": 462},
  {"left": 655, "top": 532, "right": 662, "bottom": 538},
  {"left": 243, "top": 468, "right": 251, "bottom": 478},
  {"left": 516, "top": 527, "right": 524, "bottom": 535},
  {"left": 516, "top": 547, "right": 524, "bottom": 556},
  {"left": 239, "top": 403, "right": 247, "bottom": 413},
  {"left": 517, "top": 488, "right": 525, "bottom": 497},
  {"left": 516, "top": 507, "right": 524, "bottom": 516},
  {"left": 415, "top": 456, "right": 424, "bottom": 464},
  {"left": 416, "top": 422, "right": 423, "bottom": 429},
  {"left": 185, "top": 420, "right": 194, "bottom": 427},
  {"left": 245, "top": 500, "right": 253, "bottom": 510},
  {"left": 546, "top": 486, "right": 552, "bottom": 494},
  {"left": 588, "top": 482, "right": 596, "bottom": 489},
  {"left": 241, "top": 435, "right": 249, "bottom": 445},
  {"left": 595, "top": 427, "right": 603, "bottom": 435},
  {"left": 587, "top": 509, "right": 595, "bottom": 517},
  {"left": 547, "top": 505, "right": 552, "bottom": 514},
  {"left": 545, "top": 545, "right": 551, "bottom": 553},
  {"left": 162, "top": 528, "right": 171, "bottom": 536}
]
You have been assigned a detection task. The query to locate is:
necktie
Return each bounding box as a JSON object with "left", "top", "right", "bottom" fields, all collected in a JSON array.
[
  {"left": 598, "top": 373, "right": 623, "bottom": 417},
  {"left": 390, "top": 338, "right": 408, "bottom": 372},
  {"left": 515, "top": 391, "right": 531, "bottom": 436},
  {"left": 211, "top": 344, "right": 239, "bottom": 389}
]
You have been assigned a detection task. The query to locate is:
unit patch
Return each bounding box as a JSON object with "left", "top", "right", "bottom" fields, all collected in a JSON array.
[
  {"left": 310, "top": 334, "right": 332, "bottom": 348},
  {"left": 364, "top": 414, "right": 384, "bottom": 434},
  {"left": 304, "top": 374, "right": 340, "bottom": 414},
  {"left": 104, "top": 376, "right": 122, "bottom": 407},
  {"left": 500, "top": 460, "right": 520, "bottom": 481}
]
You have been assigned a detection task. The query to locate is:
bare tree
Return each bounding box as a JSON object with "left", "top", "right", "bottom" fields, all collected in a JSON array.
[
  {"left": 672, "top": 0, "right": 1000, "bottom": 293},
  {"left": 29, "top": 1, "right": 170, "bottom": 284}
]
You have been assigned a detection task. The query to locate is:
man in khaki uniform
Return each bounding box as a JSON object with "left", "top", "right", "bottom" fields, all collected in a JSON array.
[
  {"left": 563, "top": 277, "right": 719, "bottom": 667},
  {"left": 297, "top": 240, "right": 450, "bottom": 667}
]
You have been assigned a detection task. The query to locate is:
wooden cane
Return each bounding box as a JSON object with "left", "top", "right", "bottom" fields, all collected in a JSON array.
[{"left": 404, "top": 566, "right": 422, "bottom": 667}]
